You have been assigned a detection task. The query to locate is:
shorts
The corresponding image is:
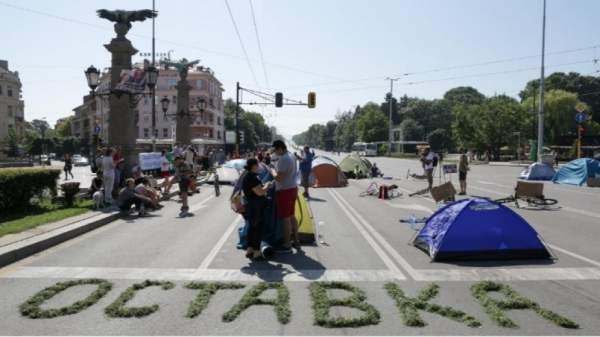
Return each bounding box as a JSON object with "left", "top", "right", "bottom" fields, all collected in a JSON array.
[
  {"left": 301, "top": 171, "right": 310, "bottom": 188},
  {"left": 161, "top": 171, "right": 170, "bottom": 178},
  {"left": 276, "top": 187, "right": 298, "bottom": 218},
  {"left": 178, "top": 177, "right": 191, "bottom": 193},
  {"left": 459, "top": 171, "right": 467, "bottom": 181}
]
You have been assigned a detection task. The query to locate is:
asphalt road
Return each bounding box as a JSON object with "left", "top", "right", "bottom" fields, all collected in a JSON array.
[{"left": 1, "top": 155, "right": 600, "bottom": 335}]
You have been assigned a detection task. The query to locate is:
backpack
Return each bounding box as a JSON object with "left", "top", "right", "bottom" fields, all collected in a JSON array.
[{"left": 432, "top": 155, "right": 439, "bottom": 167}]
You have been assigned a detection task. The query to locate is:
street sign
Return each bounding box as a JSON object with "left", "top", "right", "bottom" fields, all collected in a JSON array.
[
  {"left": 575, "top": 112, "right": 587, "bottom": 124},
  {"left": 225, "top": 131, "right": 236, "bottom": 144}
]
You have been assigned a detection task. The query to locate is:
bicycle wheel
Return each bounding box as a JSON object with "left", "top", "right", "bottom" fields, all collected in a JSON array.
[
  {"left": 494, "top": 197, "right": 515, "bottom": 204},
  {"left": 530, "top": 198, "right": 558, "bottom": 206}
]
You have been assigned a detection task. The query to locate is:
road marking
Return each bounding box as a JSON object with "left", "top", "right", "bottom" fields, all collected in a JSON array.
[
  {"left": 330, "top": 188, "right": 418, "bottom": 280},
  {"left": 196, "top": 215, "right": 241, "bottom": 271},
  {"left": 0, "top": 266, "right": 398, "bottom": 282},
  {"left": 415, "top": 267, "right": 600, "bottom": 281},
  {"left": 384, "top": 202, "right": 434, "bottom": 214},
  {"left": 5, "top": 265, "right": 600, "bottom": 282},
  {"left": 327, "top": 189, "right": 406, "bottom": 280},
  {"left": 189, "top": 195, "right": 215, "bottom": 212},
  {"left": 547, "top": 244, "right": 600, "bottom": 268},
  {"left": 477, "top": 180, "right": 505, "bottom": 187}
]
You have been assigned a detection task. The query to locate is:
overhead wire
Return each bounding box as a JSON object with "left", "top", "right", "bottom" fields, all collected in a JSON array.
[{"left": 224, "top": 0, "right": 261, "bottom": 88}]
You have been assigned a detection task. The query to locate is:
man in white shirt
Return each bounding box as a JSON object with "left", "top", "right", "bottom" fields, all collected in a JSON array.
[
  {"left": 102, "top": 148, "right": 116, "bottom": 204},
  {"left": 421, "top": 147, "right": 435, "bottom": 191}
]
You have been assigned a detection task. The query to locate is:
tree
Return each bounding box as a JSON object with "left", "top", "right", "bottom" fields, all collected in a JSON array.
[
  {"left": 444, "top": 86, "right": 485, "bottom": 107},
  {"left": 356, "top": 104, "right": 388, "bottom": 142},
  {"left": 522, "top": 89, "right": 588, "bottom": 144},
  {"left": 334, "top": 111, "right": 356, "bottom": 151},
  {"left": 4, "top": 128, "right": 21, "bottom": 157},
  {"left": 399, "top": 118, "right": 424, "bottom": 141},
  {"left": 55, "top": 117, "right": 73, "bottom": 138},
  {"left": 380, "top": 94, "right": 401, "bottom": 125},
  {"left": 427, "top": 128, "right": 452, "bottom": 152}
]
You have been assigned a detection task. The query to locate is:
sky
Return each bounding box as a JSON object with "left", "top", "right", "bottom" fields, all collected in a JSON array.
[{"left": 2, "top": 0, "right": 600, "bottom": 138}]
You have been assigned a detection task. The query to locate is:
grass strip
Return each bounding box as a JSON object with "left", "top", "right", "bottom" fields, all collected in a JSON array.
[
  {"left": 309, "top": 281, "right": 380, "bottom": 328},
  {"left": 0, "top": 199, "right": 93, "bottom": 237},
  {"left": 385, "top": 282, "right": 481, "bottom": 328},
  {"left": 471, "top": 281, "right": 579, "bottom": 329},
  {"left": 19, "top": 278, "right": 112, "bottom": 319},
  {"left": 104, "top": 280, "right": 174, "bottom": 318},
  {"left": 184, "top": 281, "right": 245, "bottom": 318},
  {"left": 222, "top": 282, "right": 290, "bottom": 324}
]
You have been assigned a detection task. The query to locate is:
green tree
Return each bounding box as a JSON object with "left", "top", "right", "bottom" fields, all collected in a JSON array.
[
  {"left": 427, "top": 128, "right": 452, "bottom": 152},
  {"left": 334, "top": 111, "right": 356, "bottom": 151},
  {"left": 4, "top": 128, "right": 21, "bottom": 157},
  {"left": 399, "top": 118, "right": 424, "bottom": 141},
  {"left": 444, "top": 86, "right": 485, "bottom": 107},
  {"left": 522, "top": 89, "right": 588, "bottom": 144},
  {"left": 356, "top": 104, "right": 388, "bottom": 142},
  {"left": 55, "top": 117, "right": 73, "bottom": 138}
]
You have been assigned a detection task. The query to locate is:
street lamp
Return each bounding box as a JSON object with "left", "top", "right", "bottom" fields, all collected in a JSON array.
[
  {"left": 161, "top": 96, "right": 171, "bottom": 116},
  {"left": 196, "top": 97, "right": 207, "bottom": 123},
  {"left": 84, "top": 65, "right": 100, "bottom": 93},
  {"left": 145, "top": 65, "right": 159, "bottom": 89}
]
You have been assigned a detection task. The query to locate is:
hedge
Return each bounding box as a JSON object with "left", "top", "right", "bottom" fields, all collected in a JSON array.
[{"left": 0, "top": 168, "right": 60, "bottom": 213}]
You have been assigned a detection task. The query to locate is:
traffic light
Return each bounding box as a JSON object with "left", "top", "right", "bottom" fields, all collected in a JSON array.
[
  {"left": 275, "top": 92, "right": 283, "bottom": 108},
  {"left": 239, "top": 131, "right": 245, "bottom": 144},
  {"left": 307, "top": 92, "right": 316, "bottom": 109}
]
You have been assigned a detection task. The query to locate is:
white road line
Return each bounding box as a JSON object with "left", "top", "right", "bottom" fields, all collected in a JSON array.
[
  {"left": 415, "top": 267, "right": 600, "bottom": 282},
  {"left": 327, "top": 189, "right": 406, "bottom": 280},
  {"left": 384, "top": 202, "right": 434, "bottom": 214},
  {"left": 196, "top": 215, "right": 241, "bottom": 271},
  {"left": 330, "top": 188, "right": 419, "bottom": 280},
  {"left": 189, "top": 195, "right": 215, "bottom": 212},
  {"left": 547, "top": 244, "right": 600, "bottom": 268},
  {"left": 0, "top": 266, "right": 398, "bottom": 282}
]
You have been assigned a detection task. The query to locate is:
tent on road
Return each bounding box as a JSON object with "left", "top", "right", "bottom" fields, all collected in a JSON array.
[
  {"left": 310, "top": 156, "right": 347, "bottom": 187},
  {"left": 339, "top": 153, "right": 372, "bottom": 178},
  {"left": 413, "top": 198, "right": 552, "bottom": 261},
  {"left": 552, "top": 158, "right": 600, "bottom": 186},
  {"left": 519, "top": 162, "right": 555, "bottom": 181}
]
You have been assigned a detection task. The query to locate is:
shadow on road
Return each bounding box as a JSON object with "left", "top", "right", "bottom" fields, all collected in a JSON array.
[{"left": 239, "top": 250, "right": 326, "bottom": 281}]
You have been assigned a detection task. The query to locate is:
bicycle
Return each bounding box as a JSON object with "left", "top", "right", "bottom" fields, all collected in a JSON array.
[{"left": 494, "top": 181, "right": 557, "bottom": 208}]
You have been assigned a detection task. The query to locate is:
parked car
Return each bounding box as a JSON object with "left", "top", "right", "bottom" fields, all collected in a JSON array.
[{"left": 72, "top": 155, "right": 89, "bottom": 166}]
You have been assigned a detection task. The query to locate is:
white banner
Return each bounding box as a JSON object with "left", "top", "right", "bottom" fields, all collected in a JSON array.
[
  {"left": 225, "top": 131, "right": 236, "bottom": 144},
  {"left": 138, "top": 152, "right": 162, "bottom": 171}
]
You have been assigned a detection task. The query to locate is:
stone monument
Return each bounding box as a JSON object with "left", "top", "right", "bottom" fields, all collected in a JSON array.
[{"left": 162, "top": 58, "right": 200, "bottom": 145}]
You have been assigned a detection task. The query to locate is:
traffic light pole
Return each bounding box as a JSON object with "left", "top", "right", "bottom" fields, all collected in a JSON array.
[
  {"left": 536, "top": 0, "right": 546, "bottom": 163},
  {"left": 386, "top": 77, "right": 400, "bottom": 156}
]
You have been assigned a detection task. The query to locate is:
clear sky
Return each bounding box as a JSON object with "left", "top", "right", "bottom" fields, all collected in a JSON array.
[{"left": 2, "top": 0, "right": 600, "bottom": 137}]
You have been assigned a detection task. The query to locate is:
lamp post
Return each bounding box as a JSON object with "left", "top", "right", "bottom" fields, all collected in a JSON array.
[
  {"left": 385, "top": 77, "right": 400, "bottom": 156},
  {"left": 536, "top": 0, "right": 547, "bottom": 163}
]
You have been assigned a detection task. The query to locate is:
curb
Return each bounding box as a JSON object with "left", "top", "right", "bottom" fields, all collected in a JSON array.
[{"left": 0, "top": 188, "right": 182, "bottom": 269}]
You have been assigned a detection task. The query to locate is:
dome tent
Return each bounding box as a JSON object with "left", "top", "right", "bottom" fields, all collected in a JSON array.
[
  {"left": 552, "top": 158, "right": 600, "bottom": 186},
  {"left": 339, "top": 153, "right": 372, "bottom": 178},
  {"left": 310, "top": 156, "right": 347, "bottom": 187},
  {"left": 519, "top": 162, "right": 555, "bottom": 181},
  {"left": 413, "top": 198, "right": 552, "bottom": 261}
]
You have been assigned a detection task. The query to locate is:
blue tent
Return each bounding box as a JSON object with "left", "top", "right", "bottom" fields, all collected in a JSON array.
[
  {"left": 552, "top": 158, "right": 600, "bottom": 186},
  {"left": 519, "top": 162, "right": 555, "bottom": 181},
  {"left": 413, "top": 198, "right": 552, "bottom": 261}
]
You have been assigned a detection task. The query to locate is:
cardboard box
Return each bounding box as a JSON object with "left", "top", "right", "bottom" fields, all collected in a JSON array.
[{"left": 430, "top": 182, "right": 456, "bottom": 203}]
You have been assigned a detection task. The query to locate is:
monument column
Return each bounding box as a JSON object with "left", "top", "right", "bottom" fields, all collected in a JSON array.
[
  {"left": 105, "top": 39, "right": 138, "bottom": 171},
  {"left": 175, "top": 80, "right": 193, "bottom": 145}
]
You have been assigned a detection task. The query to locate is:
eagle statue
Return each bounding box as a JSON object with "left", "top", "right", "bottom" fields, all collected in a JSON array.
[{"left": 97, "top": 9, "right": 157, "bottom": 39}]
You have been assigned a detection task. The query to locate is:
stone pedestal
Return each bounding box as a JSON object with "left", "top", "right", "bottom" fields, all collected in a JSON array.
[
  {"left": 175, "top": 80, "right": 192, "bottom": 145},
  {"left": 105, "top": 38, "right": 138, "bottom": 175}
]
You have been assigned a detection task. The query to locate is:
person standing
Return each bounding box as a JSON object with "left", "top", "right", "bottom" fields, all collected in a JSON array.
[
  {"left": 160, "top": 150, "right": 170, "bottom": 178},
  {"left": 458, "top": 149, "right": 469, "bottom": 195},
  {"left": 295, "top": 146, "right": 315, "bottom": 198},
  {"left": 242, "top": 158, "right": 272, "bottom": 259},
  {"left": 421, "top": 147, "right": 435, "bottom": 191},
  {"left": 102, "top": 148, "right": 116, "bottom": 204},
  {"left": 270, "top": 140, "right": 299, "bottom": 252},
  {"left": 174, "top": 156, "right": 193, "bottom": 216},
  {"left": 63, "top": 154, "right": 74, "bottom": 180}
]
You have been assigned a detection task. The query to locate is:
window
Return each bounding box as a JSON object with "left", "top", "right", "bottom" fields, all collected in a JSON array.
[
  {"left": 217, "top": 116, "right": 221, "bottom": 125},
  {"left": 209, "top": 113, "right": 214, "bottom": 124},
  {"left": 217, "top": 130, "right": 221, "bottom": 139},
  {"left": 172, "top": 95, "right": 177, "bottom": 104},
  {"left": 144, "top": 97, "right": 148, "bottom": 105},
  {"left": 167, "top": 79, "right": 178, "bottom": 89},
  {"left": 7, "top": 105, "right": 13, "bottom": 117},
  {"left": 209, "top": 129, "right": 213, "bottom": 139},
  {"left": 196, "top": 79, "right": 203, "bottom": 89},
  {"left": 143, "top": 128, "right": 149, "bottom": 138},
  {"left": 163, "top": 128, "right": 168, "bottom": 138},
  {"left": 153, "top": 129, "right": 158, "bottom": 137},
  {"left": 8, "top": 124, "right": 13, "bottom": 129},
  {"left": 7, "top": 86, "right": 13, "bottom": 97},
  {"left": 0, "top": 85, "right": 3, "bottom": 95}
]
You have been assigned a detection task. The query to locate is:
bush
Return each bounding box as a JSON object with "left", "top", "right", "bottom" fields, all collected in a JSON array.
[{"left": 0, "top": 168, "right": 60, "bottom": 213}]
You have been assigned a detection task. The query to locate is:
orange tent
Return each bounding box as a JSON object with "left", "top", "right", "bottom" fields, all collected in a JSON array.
[{"left": 310, "top": 156, "right": 347, "bottom": 188}]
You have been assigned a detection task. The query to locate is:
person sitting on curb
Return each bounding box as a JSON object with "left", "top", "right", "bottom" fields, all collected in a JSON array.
[
  {"left": 370, "top": 163, "right": 383, "bottom": 178},
  {"left": 118, "top": 178, "right": 153, "bottom": 217},
  {"left": 134, "top": 177, "right": 162, "bottom": 210}
]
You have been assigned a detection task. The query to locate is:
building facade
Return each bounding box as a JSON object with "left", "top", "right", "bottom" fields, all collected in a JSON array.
[
  {"left": 0, "top": 60, "right": 26, "bottom": 158},
  {"left": 73, "top": 62, "right": 225, "bottom": 155}
]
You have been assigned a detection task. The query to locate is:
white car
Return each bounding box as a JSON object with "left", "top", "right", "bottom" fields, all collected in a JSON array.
[{"left": 72, "top": 155, "right": 89, "bottom": 166}]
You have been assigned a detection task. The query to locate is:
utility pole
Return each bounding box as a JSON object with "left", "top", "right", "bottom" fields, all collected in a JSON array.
[
  {"left": 537, "top": 0, "right": 546, "bottom": 163},
  {"left": 385, "top": 77, "right": 400, "bottom": 156},
  {"left": 151, "top": 0, "right": 157, "bottom": 152},
  {"left": 235, "top": 81, "right": 241, "bottom": 155}
]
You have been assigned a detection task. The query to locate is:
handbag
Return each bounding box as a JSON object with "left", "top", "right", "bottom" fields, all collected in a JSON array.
[{"left": 230, "top": 190, "right": 246, "bottom": 214}]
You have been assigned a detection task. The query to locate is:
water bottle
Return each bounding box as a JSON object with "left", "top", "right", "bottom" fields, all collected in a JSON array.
[{"left": 409, "top": 214, "right": 417, "bottom": 230}]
